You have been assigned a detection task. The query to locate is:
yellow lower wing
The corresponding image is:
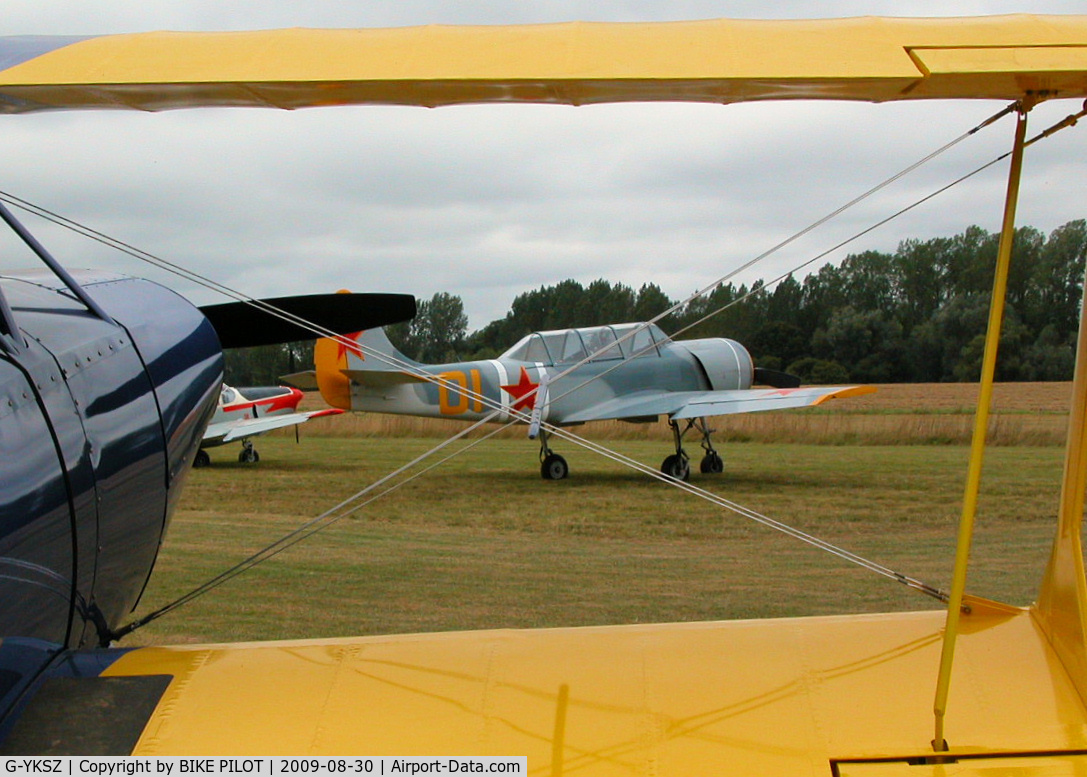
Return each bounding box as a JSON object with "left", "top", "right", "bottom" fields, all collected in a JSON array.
[{"left": 104, "top": 601, "right": 1085, "bottom": 772}]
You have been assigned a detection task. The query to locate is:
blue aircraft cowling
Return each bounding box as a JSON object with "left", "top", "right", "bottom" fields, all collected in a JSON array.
[{"left": 0, "top": 270, "right": 222, "bottom": 656}]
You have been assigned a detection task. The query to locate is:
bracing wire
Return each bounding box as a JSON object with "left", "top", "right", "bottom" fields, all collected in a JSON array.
[
  {"left": 9, "top": 99, "right": 1083, "bottom": 637},
  {"left": 4, "top": 105, "right": 1021, "bottom": 631},
  {"left": 0, "top": 102, "right": 1025, "bottom": 428}
]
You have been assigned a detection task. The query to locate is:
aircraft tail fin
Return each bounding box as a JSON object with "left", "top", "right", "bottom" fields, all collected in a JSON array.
[{"left": 314, "top": 327, "right": 419, "bottom": 410}]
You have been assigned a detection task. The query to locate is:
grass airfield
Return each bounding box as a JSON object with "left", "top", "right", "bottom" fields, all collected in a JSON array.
[{"left": 126, "top": 383, "right": 1071, "bottom": 646}]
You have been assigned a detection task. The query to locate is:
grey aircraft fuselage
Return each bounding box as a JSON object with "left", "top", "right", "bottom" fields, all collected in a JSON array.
[{"left": 339, "top": 323, "right": 752, "bottom": 427}]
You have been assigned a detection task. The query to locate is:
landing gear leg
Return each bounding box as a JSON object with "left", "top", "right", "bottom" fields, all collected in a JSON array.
[
  {"left": 538, "top": 427, "right": 568, "bottom": 480},
  {"left": 238, "top": 439, "right": 260, "bottom": 464},
  {"left": 695, "top": 417, "right": 724, "bottom": 474},
  {"left": 661, "top": 419, "right": 691, "bottom": 481}
]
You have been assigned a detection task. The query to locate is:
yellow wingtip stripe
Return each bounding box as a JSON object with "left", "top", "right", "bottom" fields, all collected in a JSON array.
[{"left": 810, "top": 384, "right": 877, "bottom": 406}]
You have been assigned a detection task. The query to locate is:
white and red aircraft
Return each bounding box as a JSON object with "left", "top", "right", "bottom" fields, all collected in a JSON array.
[
  {"left": 197, "top": 384, "right": 343, "bottom": 466},
  {"left": 193, "top": 291, "right": 416, "bottom": 465}
]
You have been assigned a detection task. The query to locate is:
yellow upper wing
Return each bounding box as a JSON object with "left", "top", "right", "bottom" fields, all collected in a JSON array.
[{"left": 2, "top": 16, "right": 1087, "bottom": 113}]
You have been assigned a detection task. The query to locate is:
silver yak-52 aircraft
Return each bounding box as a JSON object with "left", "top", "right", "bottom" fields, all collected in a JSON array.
[{"left": 286, "top": 319, "right": 874, "bottom": 480}]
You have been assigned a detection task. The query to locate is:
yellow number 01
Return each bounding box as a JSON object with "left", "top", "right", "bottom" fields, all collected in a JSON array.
[{"left": 438, "top": 369, "right": 483, "bottom": 415}]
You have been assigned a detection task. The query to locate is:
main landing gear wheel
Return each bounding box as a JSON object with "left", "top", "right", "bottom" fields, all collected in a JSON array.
[
  {"left": 537, "top": 427, "right": 569, "bottom": 480},
  {"left": 238, "top": 441, "right": 260, "bottom": 463},
  {"left": 662, "top": 419, "right": 692, "bottom": 481},
  {"left": 664, "top": 417, "right": 724, "bottom": 479},
  {"left": 193, "top": 449, "right": 211, "bottom": 468},
  {"left": 541, "top": 453, "right": 569, "bottom": 480},
  {"left": 700, "top": 451, "right": 724, "bottom": 474},
  {"left": 693, "top": 417, "right": 724, "bottom": 476},
  {"left": 661, "top": 453, "right": 690, "bottom": 482}
]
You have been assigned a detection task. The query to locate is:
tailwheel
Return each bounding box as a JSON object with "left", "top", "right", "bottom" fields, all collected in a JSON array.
[
  {"left": 238, "top": 440, "right": 260, "bottom": 463},
  {"left": 660, "top": 453, "right": 690, "bottom": 482},
  {"left": 541, "top": 453, "right": 569, "bottom": 480},
  {"left": 193, "top": 449, "right": 211, "bottom": 468}
]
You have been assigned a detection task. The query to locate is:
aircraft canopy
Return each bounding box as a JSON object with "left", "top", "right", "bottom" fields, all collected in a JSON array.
[{"left": 501, "top": 323, "right": 668, "bottom": 365}]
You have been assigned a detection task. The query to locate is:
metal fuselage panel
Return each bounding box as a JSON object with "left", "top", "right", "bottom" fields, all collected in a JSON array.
[
  {"left": 0, "top": 346, "right": 86, "bottom": 647},
  {"left": 347, "top": 345, "right": 709, "bottom": 424},
  {"left": 681, "top": 337, "right": 754, "bottom": 391},
  {"left": 0, "top": 271, "right": 221, "bottom": 652}
]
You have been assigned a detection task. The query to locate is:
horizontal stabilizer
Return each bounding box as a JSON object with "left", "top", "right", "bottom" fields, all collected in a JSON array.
[
  {"left": 201, "top": 293, "right": 416, "bottom": 349},
  {"left": 280, "top": 371, "right": 318, "bottom": 391},
  {"left": 342, "top": 369, "right": 428, "bottom": 387}
]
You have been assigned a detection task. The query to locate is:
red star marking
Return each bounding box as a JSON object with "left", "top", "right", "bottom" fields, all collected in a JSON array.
[
  {"left": 337, "top": 331, "right": 364, "bottom": 360},
  {"left": 501, "top": 367, "right": 540, "bottom": 412},
  {"left": 764, "top": 388, "right": 804, "bottom": 397}
]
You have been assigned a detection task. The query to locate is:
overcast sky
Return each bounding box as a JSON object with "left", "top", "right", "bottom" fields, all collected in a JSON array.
[{"left": 2, "top": 2, "right": 1085, "bottom": 332}]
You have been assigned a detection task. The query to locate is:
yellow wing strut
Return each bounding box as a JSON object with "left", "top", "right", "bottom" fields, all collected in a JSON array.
[
  {"left": 1034, "top": 129, "right": 1087, "bottom": 713},
  {"left": 931, "top": 103, "right": 1030, "bottom": 752}
]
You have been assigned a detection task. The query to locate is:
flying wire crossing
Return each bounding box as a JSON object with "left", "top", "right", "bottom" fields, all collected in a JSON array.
[{"left": 4, "top": 98, "right": 1083, "bottom": 636}]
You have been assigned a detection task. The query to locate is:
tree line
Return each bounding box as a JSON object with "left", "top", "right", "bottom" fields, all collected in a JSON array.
[{"left": 224, "top": 219, "right": 1086, "bottom": 385}]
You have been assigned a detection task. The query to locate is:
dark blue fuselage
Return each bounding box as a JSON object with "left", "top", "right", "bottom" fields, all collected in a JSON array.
[{"left": 0, "top": 269, "right": 221, "bottom": 714}]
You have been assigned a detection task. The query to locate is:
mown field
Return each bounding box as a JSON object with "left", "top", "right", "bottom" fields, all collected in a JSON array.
[{"left": 124, "top": 382, "right": 1074, "bottom": 647}]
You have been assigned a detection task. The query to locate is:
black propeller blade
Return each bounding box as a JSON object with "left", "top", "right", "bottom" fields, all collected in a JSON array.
[
  {"left": 753, "top": 367, "right": 802, "bottom": 388},
  {"left": 201, "top": 293, "right": 416, "bottom": 349}
]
